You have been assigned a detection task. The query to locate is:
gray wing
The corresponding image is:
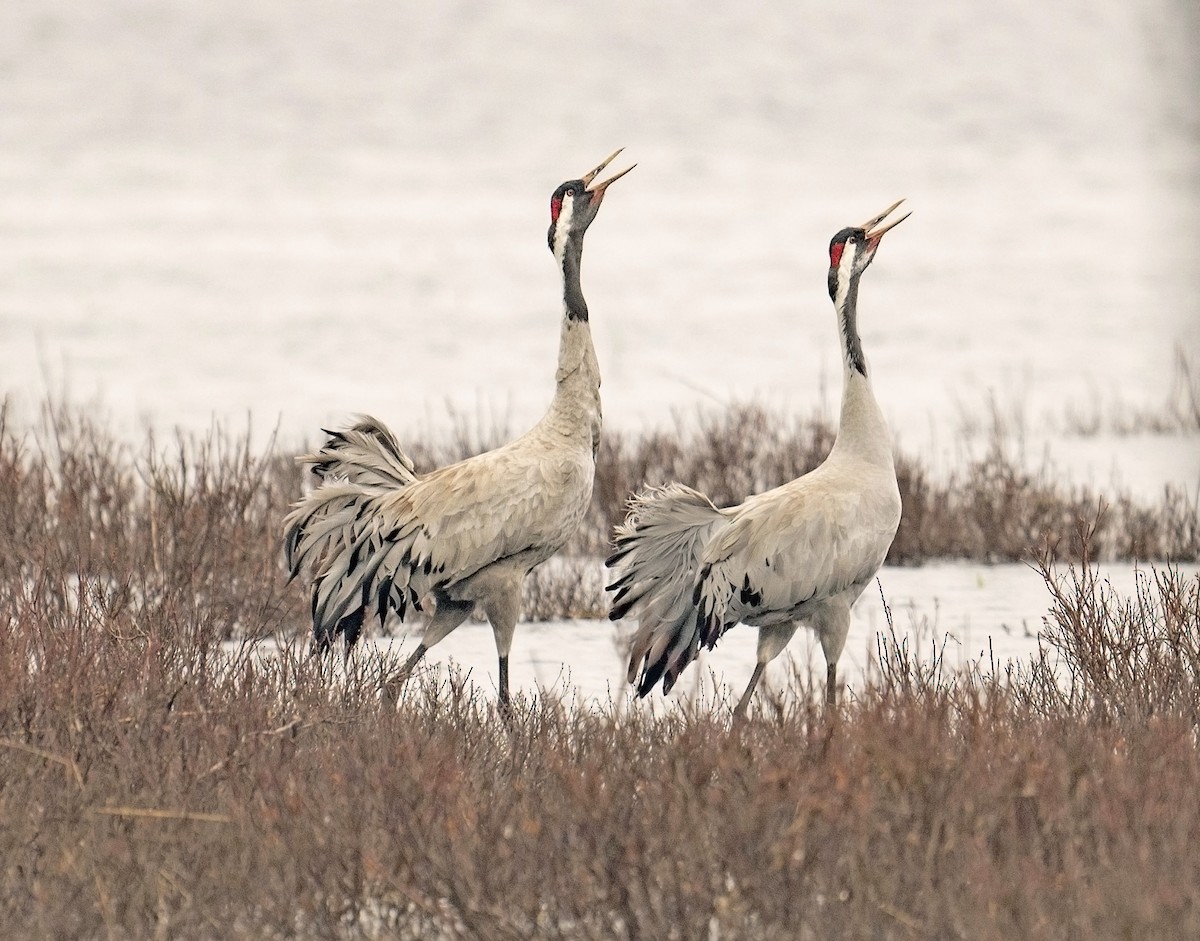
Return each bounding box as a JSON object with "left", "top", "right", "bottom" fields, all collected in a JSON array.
[
  {"left": 285, "top": 440, "right": 593, "bottom": 635},
  {"left": 695, "top": 475, "right": 900, "bottom": 647}
]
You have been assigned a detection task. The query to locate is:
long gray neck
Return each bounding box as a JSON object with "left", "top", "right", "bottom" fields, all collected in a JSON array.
[
  {"left": 838, "top": 275, "right": 867, "bottom": 377},
  {"left": 560, "top": 237, "right": 588, "bottom": 322},
  {"left": 542, "top": 233, "right": 601, "bottom": 447},
  {"left": 829, "top": 271, "right": 891, "bottom": 468}
]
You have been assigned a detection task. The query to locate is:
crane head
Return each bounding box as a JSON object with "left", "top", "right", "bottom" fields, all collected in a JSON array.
[
  {"left": 826, "top": 199, "right": 909, "bottom": 299},
  {"left": 547, "top": 148, "right": 635, "bottom": 254}
]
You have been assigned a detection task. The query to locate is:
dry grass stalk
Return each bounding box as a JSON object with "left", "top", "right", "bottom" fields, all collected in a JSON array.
[
  {"left": 2, "top": 397, "right": 1200, "bottom": 938},
  {"left": 2, "top": 577, "right": 1199, "bottom": 938}
]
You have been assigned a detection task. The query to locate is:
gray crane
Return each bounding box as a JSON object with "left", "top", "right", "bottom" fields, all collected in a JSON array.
[
  {"left": 284, "top": 150, "right": 633, "bottom": 710},
  {"left": 606, "top": 200, "right": 908, "bottom": 716}
]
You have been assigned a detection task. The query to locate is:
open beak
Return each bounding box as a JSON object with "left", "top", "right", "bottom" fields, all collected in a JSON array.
[
  {"left": 582, "top": 148, "right": 636, "bottom": 202},
  {"left": 861, "top": 198, "right": 910, "bottom": 242}
]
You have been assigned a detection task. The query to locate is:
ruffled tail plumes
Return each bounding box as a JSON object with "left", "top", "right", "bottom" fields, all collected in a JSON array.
[{"left": 606, "top": 484, "right": 728, "bottom": 695}]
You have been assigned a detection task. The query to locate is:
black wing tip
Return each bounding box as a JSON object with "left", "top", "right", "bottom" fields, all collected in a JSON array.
[
  {"left": 637, "top": 657, "right": 668, "bottom": 698},
  {"left": 605, "top": 571, "right": 633, "bottom": 593},
  {"left": 604, "top": 547, "right": 629, "bottom": 568},
  {"left": 609, "top": 599, "right": 633, "bottom": 621}
]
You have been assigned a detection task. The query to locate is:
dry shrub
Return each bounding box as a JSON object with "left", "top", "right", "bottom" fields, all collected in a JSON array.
[
  {"left": 204, "top": 396, "right": 1200, "bottom": 573},
  {"left": 0, "top": 400, "right": 301, "bottom": 651},
  {"left": 0, "top": 395, "right": 1196, "bottom": 637},
  {"left": 2, "top": 402, "right": 1200, "bottom": 940},
  {"left": 2, "top": 578, "right": 1200, "bottom": 939},
  {"left": 1061, "top": 345, "right": 1200, "bottom": 436},
  {"left": 520, "top": 556, "right": 607, "bottom": 620},
  {"left": 1021, "top": 533, "right": 1200, "bottom": 726}
]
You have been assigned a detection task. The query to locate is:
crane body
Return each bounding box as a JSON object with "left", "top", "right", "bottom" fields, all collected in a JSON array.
[
  {"left": 284, "top": 150, "right": 632, "bottom": 709},
  {"left": 607, "top": 200, "right": 908, "bottom": 715}
]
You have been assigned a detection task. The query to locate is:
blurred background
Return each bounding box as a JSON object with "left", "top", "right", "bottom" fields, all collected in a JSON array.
[{"left": 0, "top": 0, "right": 1197, "bottom": 488}]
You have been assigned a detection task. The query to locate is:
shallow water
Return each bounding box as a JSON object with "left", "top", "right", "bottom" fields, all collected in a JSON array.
[{"left": 246, "top": 560, "right": 1195, "bottom": 710}]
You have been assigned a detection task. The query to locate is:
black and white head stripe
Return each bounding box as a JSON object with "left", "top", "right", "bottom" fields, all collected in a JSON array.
[
  {"left": 827, "top": 227, "right": 864, "bottom": 301},
  {"left": 545, "top": 152, "right": 633, "bottom": 322},
  {"left": 547, "top": 179, "right": 586, "bottom": 254},
  {"left": 827, "top": 227, "right": 870, "bottom": 376}
]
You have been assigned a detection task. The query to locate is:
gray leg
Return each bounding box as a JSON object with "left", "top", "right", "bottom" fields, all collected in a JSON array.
[
  {"left": 381, "top": 642, "right": 430, "bottom": 708},
  {"left": 482, "top": 584, "right": 521, "bottom": 714},
  {"left": 497, "top": 655, "right": 512, "bottom": 721},
  {"left": 419, "top": 595, "right": 477, "bottom": 651},
  {"left": 381, "top": 594, "right": 474, "bottom": 705},
  {"left": 498, "top": 655, "right": 510, "bottom": 701},
  {"left": 401, "top": 642, "right": 430, "bottom": 678},
  {"left": 733, "top": 662, "right": 766, "bottom": 720},
  {"left": 814, "top": 599, "right": 851, "bottom": 710},
  {"left": 733, "top": 622, "right": 799, "bottom": 719}
]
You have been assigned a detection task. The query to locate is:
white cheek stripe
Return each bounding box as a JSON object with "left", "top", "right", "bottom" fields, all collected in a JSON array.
[
  {"left": 834, "top": 241, "right": 858, "bottom": 308},
  {"left": 552, "top": 193, "right": 576, "bottom": 259}
]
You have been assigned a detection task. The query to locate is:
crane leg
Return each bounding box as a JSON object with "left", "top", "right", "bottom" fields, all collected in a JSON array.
[
  {"left": 482, "top": 584, "right": 521, "bottom": 718},
  {"left": 814, "top": 601, "right": 850, "bottom": 710},
  {"left": 497, "top": 656, "right": 511, "bottom": 720},
  {"left": 400, "top": 642, "right": 429, "bottom": 678},
  {"left": 380, "top": 643, "right": 431, "bottom": 709},
  {"left": 380, "top": 595, "right": 474, "bottom": 706},
  {"left": 733, "top": 623, "right": 799, "bottom": 719},
  {"left": 732, "top": 662, "right": 766, "bottom": 720}
]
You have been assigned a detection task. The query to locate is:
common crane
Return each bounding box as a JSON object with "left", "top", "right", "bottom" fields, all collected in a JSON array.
[
  {"left": 606, "top": 200, "right": 908, "bottom": 716},
  {"left": 284, "top": 150, "right": 633, "bottom": 710}
]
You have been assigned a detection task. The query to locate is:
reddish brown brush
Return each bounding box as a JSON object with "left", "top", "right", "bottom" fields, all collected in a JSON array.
[
  {"left": 2, "top": 578, "right": 1199, "bottom": 939},
  {"left": 1, "top": 398, "right": 1199, "bottom": 937}
]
